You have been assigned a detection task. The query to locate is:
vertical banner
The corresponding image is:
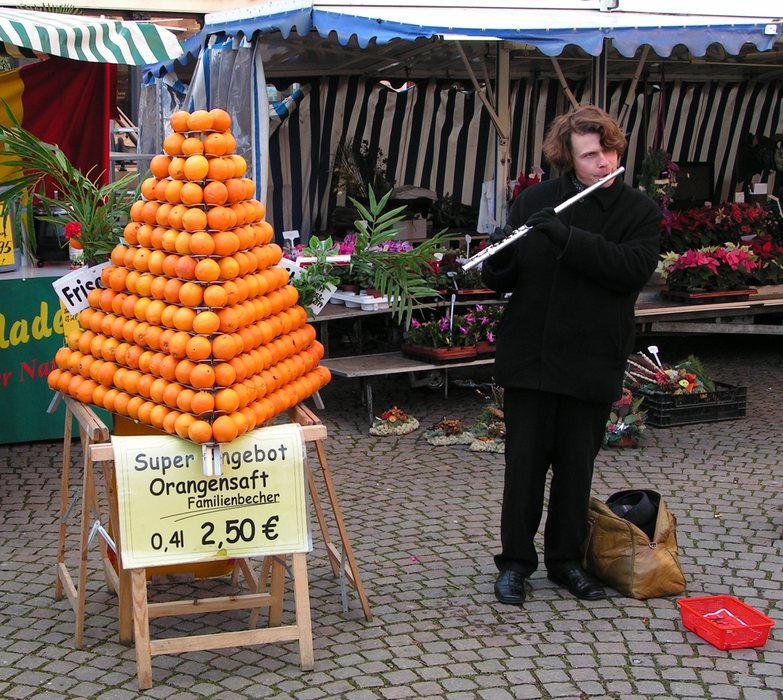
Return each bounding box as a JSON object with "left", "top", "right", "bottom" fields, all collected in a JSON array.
[{"left": 112, "top": 423, "right": 311, "bottom": 569}]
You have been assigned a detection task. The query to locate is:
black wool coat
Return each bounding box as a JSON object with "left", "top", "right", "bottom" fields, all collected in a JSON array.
[{"left": 482, "top": 174, "right": 661, "bottom": 403}]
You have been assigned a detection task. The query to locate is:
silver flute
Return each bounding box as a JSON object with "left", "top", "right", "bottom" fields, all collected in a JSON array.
[{"left": 462, "top": 166, "right": 625, "bottom": 270}]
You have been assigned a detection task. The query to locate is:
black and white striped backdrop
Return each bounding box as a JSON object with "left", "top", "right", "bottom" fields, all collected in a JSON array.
[{"left": 252, "top": 75, "right": 783, "bottom": 239}]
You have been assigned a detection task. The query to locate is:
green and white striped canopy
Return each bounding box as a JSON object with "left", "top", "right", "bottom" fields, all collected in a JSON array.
[{"left": 0, "top": 8, "right": 183, "bottom": 65}]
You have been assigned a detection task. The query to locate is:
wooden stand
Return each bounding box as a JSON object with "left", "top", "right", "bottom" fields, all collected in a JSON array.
[{"left": 56, "top": 396, "right": 371, "bottom": 688}]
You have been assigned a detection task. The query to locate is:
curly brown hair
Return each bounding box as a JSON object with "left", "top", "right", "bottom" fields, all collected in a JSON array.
[{"left": 542, "top": 105, "right": 627, "bottom": 172}]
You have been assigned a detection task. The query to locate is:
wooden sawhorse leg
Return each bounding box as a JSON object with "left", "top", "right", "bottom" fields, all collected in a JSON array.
[
  {"left": 55, "top": 397, "right": 111, "bottom": 648},
  {"left": 290, "top": 404, "right": 372, "bottom": 621}
]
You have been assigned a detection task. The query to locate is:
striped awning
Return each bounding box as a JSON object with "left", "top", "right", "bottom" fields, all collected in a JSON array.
[{"left": 0, "top": 8, "right": 183, "bottom": 65}]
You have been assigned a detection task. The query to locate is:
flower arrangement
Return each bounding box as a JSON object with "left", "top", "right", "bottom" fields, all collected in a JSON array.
[
  {"left": 406, "top": 313, "right": 477, "bottom": 348},
  {"left": 603, "top": 388, "right": 647, "bottom": 448},
  {"left": 656, "top": 244, "right": 759, "bottom": 292},
  {"left": 369, "top": 405, "right": 420, "bottom": 436},
  {"left": 660, "top": 202, "right": 780, "bottom": 253},
  {"left": 423, "top": 418, "right": 475, "bottom": 446},
  {"left": 468, "top": 383, "right": 505, "bottom": 452},
  {"left": 625, "top": 351, "right": 715, "bottom": 396},
  {"left": 463, "top": 303, "right": 503, "bottom": 346}
]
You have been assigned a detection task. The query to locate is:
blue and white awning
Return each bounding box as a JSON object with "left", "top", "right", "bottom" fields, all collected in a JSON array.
[
  {"left": 0, "top": 8, "right": 183, "bottom": 65},
  {"left": 204, "top": 1, "right": 782, "bottom": 58}
]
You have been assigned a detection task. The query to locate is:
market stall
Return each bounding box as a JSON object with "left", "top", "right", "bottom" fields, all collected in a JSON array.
[
  {"left": 0, "top": 8, "right": 183, "bottom": 444},
  {"left": 166, "top": 2, "right": 783, "bottom": 239}
]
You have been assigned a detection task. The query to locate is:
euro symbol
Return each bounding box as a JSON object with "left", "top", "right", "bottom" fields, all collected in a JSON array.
[{"left": 262, "top": 515, "right": 279, "bottom": 540}]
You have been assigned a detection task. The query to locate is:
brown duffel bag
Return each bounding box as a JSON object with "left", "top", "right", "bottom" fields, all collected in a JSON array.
[{"left": 583, "top": 490, "right": 686, "bottom": 600}]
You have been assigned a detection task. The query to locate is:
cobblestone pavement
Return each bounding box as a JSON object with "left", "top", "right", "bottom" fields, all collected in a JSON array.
[{"left": 1, "top": 334, "right": 781, "bottom": 700}]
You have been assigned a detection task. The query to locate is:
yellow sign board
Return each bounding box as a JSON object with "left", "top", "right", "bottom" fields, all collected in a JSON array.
[
  {"left": 0, "top": 202, "right": 15, "bottom": 267},
  {"left": 113, "top": 424, "right": 311, "bottom": 569}
]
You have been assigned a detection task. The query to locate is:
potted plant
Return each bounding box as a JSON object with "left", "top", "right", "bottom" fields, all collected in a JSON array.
[
  {"left": 401, "top": 312, "right": 478, "bottom": 362},
  {"left": 466, "top": 303, "right": 503, "bottom": 355},
  {"left": 656, "top": 243, "right": 760, "bottom": 301},
  {"left": 0, "top": 104, "right": 137, "bottom": 267}
]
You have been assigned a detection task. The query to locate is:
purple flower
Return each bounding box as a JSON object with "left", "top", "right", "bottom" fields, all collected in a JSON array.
[
  {"left": 411, "top": 318, "right": 421, "bottom": 328},
  {"left": 439, "top": 317, "right": 450, "bottom": 331},
  {"left": 486, "top": 331, "right": 495, "bottom": 343}
]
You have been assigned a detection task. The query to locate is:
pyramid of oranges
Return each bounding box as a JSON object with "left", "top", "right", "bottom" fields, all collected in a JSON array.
[{"left": 48, "top": 107, "right": 331, "bottom": 445}]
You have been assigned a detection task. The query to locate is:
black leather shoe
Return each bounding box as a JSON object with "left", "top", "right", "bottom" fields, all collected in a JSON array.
[
  {"left": 494, "top": 570, "right": 526, "bottom": 606},
  {"left": 547, "top": 566, "right": 606, "bottom": 601}
]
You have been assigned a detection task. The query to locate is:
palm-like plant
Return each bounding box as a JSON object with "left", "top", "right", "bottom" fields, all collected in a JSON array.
[
  {"left": 0, "top": 102, "right": 137, "bottom": 265},
  {"left": 349, "top": 188, "right": 456, "bottom": 326}
]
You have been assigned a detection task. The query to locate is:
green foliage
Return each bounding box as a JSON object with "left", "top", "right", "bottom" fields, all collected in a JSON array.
[
  {"left": 290, "top": 236, "right": 340, "bottom": 316},
  {"left": 348, "top": 187, "right": 457, "bottom": 327},
  {"left": 0, "top": 100, "right": 137, "bottom": 264}
]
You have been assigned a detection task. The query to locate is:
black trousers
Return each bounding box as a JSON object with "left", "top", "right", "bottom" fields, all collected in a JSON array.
[{"left": 494, "top": 387, "right": 611, "bottom": 577}]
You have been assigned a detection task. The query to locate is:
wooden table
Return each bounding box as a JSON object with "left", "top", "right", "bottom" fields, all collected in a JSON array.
[{"left": 321, "top": 351, "right": 494, "bottom": 421}]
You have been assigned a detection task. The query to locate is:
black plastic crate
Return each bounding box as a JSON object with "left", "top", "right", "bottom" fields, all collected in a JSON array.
[{"left": 637, "top": 382, "right": 747, "bottom": 427}]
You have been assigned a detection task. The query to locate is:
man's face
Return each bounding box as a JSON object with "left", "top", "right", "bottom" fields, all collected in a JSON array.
[{"left": 570, "top": 131, "right": 619, "bottom": 187}]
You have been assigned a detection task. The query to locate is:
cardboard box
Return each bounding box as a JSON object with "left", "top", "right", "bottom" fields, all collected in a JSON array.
[{"left": 392, "top": 218, "right": 428, "bottom": 241}]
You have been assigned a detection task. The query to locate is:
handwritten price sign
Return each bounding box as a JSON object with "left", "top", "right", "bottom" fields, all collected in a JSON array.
[{"left": 112, "top": 424, "right": 311, "bottom": 569}]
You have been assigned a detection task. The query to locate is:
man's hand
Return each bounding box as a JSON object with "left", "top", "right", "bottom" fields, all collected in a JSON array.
[
  {"left": 525, "top": 207, "right": 570, "bottom": 247},
  {"left": 489, "top": 224, "right": 515, "bottom": 244}
]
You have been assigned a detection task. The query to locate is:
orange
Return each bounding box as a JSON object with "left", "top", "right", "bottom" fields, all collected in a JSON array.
[
  {"left": 66, "top": 328, "right": 81, "bottom": 351},
  {"left": 168, "top": 157, "right": 186, "bottom": 180},
  {"left": 255, "top": 221, "right": 274, "bottom": 245},
  {"left": 203, "top": 180, "right": 228, "bottom": 206},
  {"left": 160, "top": 381, "right": 179, "bottom": 407},
  {"left": 163, "top": 278, "right": 183, "bottom": 304},
  {"left": 218, "top": 256, "right": 240, "bottom": 280},
  {"left": 229, "top": 411, "right": 250, "bottom": 436},
  {"left": 243, "top": 179, "right": 256, "bottom": 199},
  {"left": 211, "top": 415, "right": 238, "bottom": 443},
  {"left": 190, "top": 390, "right": 215, "bottom": 416},
  {"left": 150, "top": 153, "right": 173, "bottom": 178},
  {"left": 140, "top": 176, "right": 158, "bottom": 200},
  {"left": 153, "top": 178, "right": 169, "bottom": 202},
  {"left": 149, "top": 404, "right": 170, "bottom": 430},
  {"left": 158, "top": 355, "right": 179, "bottom": 382},
  {"left": 113, "top": 391, "right": 131, "bottom": 416},
  {"left": 203, "top": 132, "right": 228, "bottom": 157},
  {"left": 189, "top": 231, "right": 216, "bottom": 257},
  {"left": 215, "top": 387, "right": 240, "bottom": 413},
  {"left": 230, "top": 154, "right": 247, "bottom": 177},
  {"left": 184, "top": 154, "right": 210, "bottom": 181},
  {"left": 189, "top": 363, "right": 215, "bottom": 390},
  {"left": 172, "top": 307, "right": 196, "bottom": 331},
  {"left": 164, "top": 179, "right": 184, "bottom": 205},
  {"left": 55, "top": 346, "right": 72, "bottom": 371},
  {"left": 188, "top": 419, "right": 213, "bottom": 444},
  {"left": 163, "top": 132, "right": 185, "bottom": 156},
  {"left": 174, "top": 412, "right": 197, "bottom": 439},
  {"left": 124, "top": 344, "right": 144, "bottom": 369},
  {"left": 182, "top": 207, "right": 208, "bottom": 232},
  {"left": 204, "top": 284, "right": 228, "bottom": 309},
  {"left": 170, "top": 111, "right": 191, "bottom": 133},
  {"left": 224, "top": 131, "right": 237, "bottom": 154},
  {"left": 176, "top": 388, "right": 196, "bottom": 413},
  {"left": 175, "top": 359, "right": 197, "bottom": 385},
  {"left": 213, "top": 231, "right": 239, "bottom": 257},
  {"left": 194, "top": 258, "right": 221, "bottom": 282},
  {"left": 168, "top": 331, "right": 190, "bottom": 359},
  {"left": 122, "top": 222, "right": 141, "bottom": 245},
  {"left": 76, "top": 378, "right": 98, "bottom": 405},
  {"left": 129, "top": 200, "right": 145, "bottom": 223},
  {"left": 174, "top": 255, "right": 197, "bottom": 280},
  {"left": 161, "top": 228, "right": 179, "bottom": 252},
  {"left": 207, "top": 156, "right": 234, "bottom": 182},
  {"left": 174, "top": 231, "right": 193, "bottom": 255},
  {"left": 140, "top": 200, "right": 161, "bottom": 225},
  {"left": 180, "top": 181, "right": 204, "bottom": 205},
  {"left": 213, "top": 362, "right": 237, "bottom": 387},
  {"left": 163, "top": 305, "right": 182, "bottom": 330},
  {"left": 137, "top": 373, "right": 155, "bottom": 398},
  {"left": 133, "top": 247, "right": 152, "bottom": 272},
  {"left": 187, "top": 110, "right": 214, "bottom": 132},
  {"left": 162, "top": 409, "right": 181, "bottom": 435},
  {"left": 209, "top": 108, "right": 232, "bottom": 132},
  {"left": 136, "top": 400, "right": 155, "bottom": 425},
  {"left": 224, "top": 179, "right": 246, "bottom": 204},
  {"left": 211, "top": 334, "right": 239, "bottom": 361},
  {"left": 178, "top": 281, "right": 204, "bottom": 307},
  {"left": 110, "top": 246, "right": 127, "bottom": 267},
  {"left": 181, "top": 135, "right": 204, "bottom": 155},
  {"left": 206, "top": 206, "right": 235, "bottom": 231},
  {"left": 192, "top": 310, "right": 221, "bottom": 335},
  {"left": 185, "top": 335, "right": 212, "bottom": 361},
  {"left": 216, "top": 308, "right": 240, "bottom": 333}
]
